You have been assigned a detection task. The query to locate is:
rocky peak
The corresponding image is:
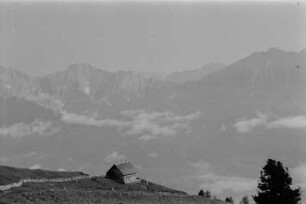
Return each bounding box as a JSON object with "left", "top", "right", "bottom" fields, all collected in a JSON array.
[{"left": 266, "top": 47, "right": 285, "bottom": 55}]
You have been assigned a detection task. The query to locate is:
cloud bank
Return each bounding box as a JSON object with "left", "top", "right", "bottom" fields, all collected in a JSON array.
[
  {"left": 61, "top": 111, "right": 129, "bottom": 128},
  {"left": 121, "top": 110, "right": 201, "bottom": 140},
  {"left": 61, "top": 110, "right": 201, "bottom": 140},
  {"left": 268, "top": 115, "right": 306, "bottom": 129},
  {"left": 234, "top": 112, "right": 306, "bottom": 133},
  {"left": 0, "top": 120, "right": 59, "bottom": 139},
  {"left": 234, "top": 112, "right": 267, "bottom": 133}
]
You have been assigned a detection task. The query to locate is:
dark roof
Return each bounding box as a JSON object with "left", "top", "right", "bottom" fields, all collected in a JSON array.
[{"left": 114, "top": 162, "right": 137, "bottom": 175}]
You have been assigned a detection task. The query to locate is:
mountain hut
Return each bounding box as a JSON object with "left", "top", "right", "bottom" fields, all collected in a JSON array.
[{"left": 105, "top": 161, "right": 138, "bottom": 184}]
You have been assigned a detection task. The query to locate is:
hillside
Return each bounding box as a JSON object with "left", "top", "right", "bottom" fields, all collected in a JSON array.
[
  {"left": 0, "top": 165, "right": 85, "bottom": 185},
  {"left": 0, "top": 165, "right": 227, "bottom": 204}
]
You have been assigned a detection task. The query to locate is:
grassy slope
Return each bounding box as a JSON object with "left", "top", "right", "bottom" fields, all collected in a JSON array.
[{"left": 0, "top": 166, "right": 227, "bottom": 204}]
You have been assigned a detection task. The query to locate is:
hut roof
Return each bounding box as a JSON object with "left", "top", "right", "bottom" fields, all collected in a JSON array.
[{"left": 114, "top": 162, "right": 137, "bottom": 176}]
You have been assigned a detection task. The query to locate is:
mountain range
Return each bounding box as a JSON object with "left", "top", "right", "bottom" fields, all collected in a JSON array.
[
  {"left": 0, "top": 48, "right": 305, "bottom": 201},
  {"left": 0, "top": 48, "right": 305, "bottom": 120}
]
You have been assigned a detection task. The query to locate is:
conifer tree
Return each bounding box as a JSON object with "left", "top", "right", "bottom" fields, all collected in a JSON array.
[
  {"left": 225, "top": 196, "right": 235, "bottom": 204},
  {"left": 198, "top": 189, "right": 205, "bottom": 197},
  {"left": 253, "top": 159, "right": 301, "bottom": 204}
]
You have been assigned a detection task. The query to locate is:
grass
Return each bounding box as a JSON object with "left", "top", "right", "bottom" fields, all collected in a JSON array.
[
  {"left": 0, "top": 165, "right": 85, "bottom": 185},
  {"left": 0, "top": 165, "right": 227, "bottom": 204}
]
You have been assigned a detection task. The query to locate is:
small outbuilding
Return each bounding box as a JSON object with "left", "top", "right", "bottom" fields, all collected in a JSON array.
[{"left": 105, "top": 161, "right": 138, "bottom": 184}]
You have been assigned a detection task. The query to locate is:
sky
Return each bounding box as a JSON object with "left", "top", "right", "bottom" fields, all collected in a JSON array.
[{"left": 0, "top": 1, "right": 305, "bottom": 76}]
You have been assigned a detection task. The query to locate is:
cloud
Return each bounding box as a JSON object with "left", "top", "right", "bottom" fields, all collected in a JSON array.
[
  {"left": 198, "top": 173, "right": 257, "bottom": 194},
  {"left": 190, "top": 160, "right": 212, "bottom": 171},
  {"left": 126, "top": 121, "right": 177, "bottom": 137},
  {"left": 30, "top": 164, "right": 42, "bottom": 170},
  {"left": 123, "top": 110, "right": 201, "bottom": 139},
  {"left": 268, "top": 115, "right": 306, "bottom": 129},
  {"left": 61, "top": 111, "right": 129, "bottom": 128},
  {"left": 121, "top": 110, "right": 201, "bottom": 122},
  {"left": 234, "top": 112, "right": 306, "bottom": 132},
  {"left": 234, "top": 112, "right": 267, "bottom": 133},
  {"left": 62, "top": 110, "right": 201, "bottom": 140},
  {"left": 0, "top": 120, "right": 59, "bottom": 139},
  {"left": 104, "top": 151, "right": 126, "bottom": 163}
]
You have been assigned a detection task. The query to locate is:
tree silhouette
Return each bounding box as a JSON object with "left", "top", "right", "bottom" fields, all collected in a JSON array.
[
  {"left": 240, "top": 196, "right": 249, "bottom": 204},
  {"left": 253, "top": 159, "right": 301, "bottom": 204},
  {"left": 205, "top": 190, "right": 212, "bottom": 199},
  {"left": 225, "top": 196, "right": 234, "bottom": 203},
  {"left": 198, "top": 189, "right": 205, "bottom": 197},
  {"left": 198, "top": 189, "right": 212, "bottom": 199}
]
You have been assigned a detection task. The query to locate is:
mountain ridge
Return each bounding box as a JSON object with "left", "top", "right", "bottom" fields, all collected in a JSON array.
[{"left": 0, "top": 47, "right": 304, "bottom": 117}]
